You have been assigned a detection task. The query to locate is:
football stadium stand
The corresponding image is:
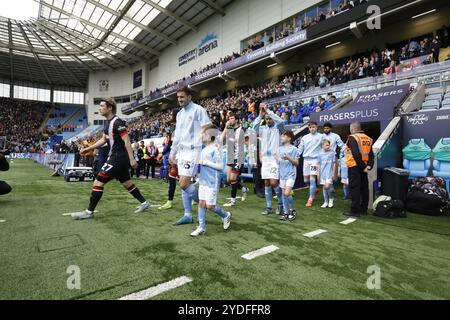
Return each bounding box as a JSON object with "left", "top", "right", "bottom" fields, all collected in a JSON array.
[{"left": 1, "top": 0, "right": 450, "bottom": 302}]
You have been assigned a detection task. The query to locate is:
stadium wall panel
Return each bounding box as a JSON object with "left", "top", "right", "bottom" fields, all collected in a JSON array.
[
  {"left": 87, "top": 63, "right": 146, "bottom": 123},
  {"left": 147, "top": 0, "right": 324, "bottom": 91},
  {"left": 190, "top": 5, "right": 450, "bottom": 101}
]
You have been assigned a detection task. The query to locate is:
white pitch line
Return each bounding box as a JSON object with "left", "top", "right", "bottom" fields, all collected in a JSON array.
[
  {"left": 62, "top": 211, "right": 98, "bottom": 216},
  {"left": 118, "top": 276, "right": 192, "bottom": 300},
  {"left": 241, "top": 245, "right": 279, "bottom": 260},
  {"left": 226, "top": 197, "right": 242, "bottom": 200},
  {"left": 303, "top": 229, "right": 327, "bottom": 238},
  {"left": 150, "top": 205, "right": 162, "bottom": 208},
  {"left": 340, "top": 218, "right": 357, "bottom": 225},
  {"left": 0, "top": 220, "right": 6, "bottom": 223}
]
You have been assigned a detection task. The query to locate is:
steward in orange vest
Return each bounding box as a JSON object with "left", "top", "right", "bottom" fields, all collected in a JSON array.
[
  {"left": 343, "top": 123, "right": 374, "bottom": 218},
  {"left": 346, "top": 133, "right": 374, "bottom": 169}
]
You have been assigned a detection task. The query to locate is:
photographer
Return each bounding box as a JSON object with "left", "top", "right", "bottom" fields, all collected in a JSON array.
[{"left": 0, "top": 153, "right": 12, "bottom": 196}]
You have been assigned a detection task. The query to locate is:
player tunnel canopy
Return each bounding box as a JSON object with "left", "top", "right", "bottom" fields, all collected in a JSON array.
[{"left": 310, "top": 84, "right": 412, "bottom": 130}]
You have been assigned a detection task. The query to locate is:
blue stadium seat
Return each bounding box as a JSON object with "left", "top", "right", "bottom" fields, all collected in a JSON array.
[
  {"left": 422, "top": 100, "right": 440, "bottom": 110},
  {"left": 432, "top": 138, "right": 450, "bottom": 196},
  {"left": 402, "top": 139, "right": 432, "bottom": 179},
  {"left": 441, "top": 99, "right": 450, "bottom": 109},
  {"left": 425, "top": 93, "right": 442, "bottom": 102},
  {"left": 403, "top": 159, "right": 432, "bottom": 178}
]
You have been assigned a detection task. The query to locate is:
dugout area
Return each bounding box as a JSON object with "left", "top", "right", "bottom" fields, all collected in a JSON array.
[{"left": 0, "top": 159, "right": 449, "bottom": 300}]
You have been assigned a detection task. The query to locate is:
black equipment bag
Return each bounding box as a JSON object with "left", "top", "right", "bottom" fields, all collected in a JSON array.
[
  {"left": 406, "top": 177, "right": 449, "bottom": 216},
  {"left": 374, "top": 200, "right": 407, "bottom": 218}
]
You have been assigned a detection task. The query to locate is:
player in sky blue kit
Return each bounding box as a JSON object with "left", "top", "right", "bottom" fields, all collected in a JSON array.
[
  {"left": 339, "top": 148, "right": 350, "bottom": 200},
  {"left": 322, "top": 122, "right": 345, "bottom": 199},
  {"left": 253, "top": 103, "right": 285, "bottom": 216},
  {"left": 190, "top": 124, "right": 231, "bottom": 237},
  {"left": 297, "top": 121, "right": 324, "bottom": 207},
  {"left": 169, "top": 87, "right": 211, "bottom": 226},
  {"left": 278, "top": 130, "right": 300, "bottom": 221},
  {"left": 322, "top": 122, "right": 345, "bottom": 154},
  {"left": 318, "top": 139, "right": 336, "bottom": 208}
]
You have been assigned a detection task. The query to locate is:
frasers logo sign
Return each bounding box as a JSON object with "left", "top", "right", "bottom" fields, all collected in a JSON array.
[
  {"left": 319, "top": 109, "right": 379, "bottom": 122},
  {"left": 356, "top": 89, "right": 404, "bottom": 103},
  {"left": 407, "top": 114, "right": 429, "bottom": 126},
  {"left": 178, "top": 33, "right": 219, "bottom": 67}
]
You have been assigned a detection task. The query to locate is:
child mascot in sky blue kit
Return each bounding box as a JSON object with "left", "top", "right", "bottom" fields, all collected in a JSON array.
[
  {"left": 318, "top": 139, "right": 336, "bottom": 208},
  {"left": 190, "top": 124, "right": 232, "bottom": 237},
  {"left": 278, "top": 130, "right": 301, "bottom": 221},
  {"left": 297, "top": 121, "right": 324, "bottom": 207}
]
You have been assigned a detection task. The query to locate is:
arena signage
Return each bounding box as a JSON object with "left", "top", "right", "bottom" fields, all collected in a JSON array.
[
  {"left": 123, "top": 30, "right": 308, "bottom": 112},
  {"left": 310, "top": 84, "right": 411, "bottom": 129},
  {"left": 178, "top": 33, "right": 219, "bottom": 67}
]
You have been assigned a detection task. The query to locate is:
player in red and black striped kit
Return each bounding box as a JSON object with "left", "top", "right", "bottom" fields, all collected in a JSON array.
[{"left": 71, "top": 98, "right": 150, "bottom": 220}]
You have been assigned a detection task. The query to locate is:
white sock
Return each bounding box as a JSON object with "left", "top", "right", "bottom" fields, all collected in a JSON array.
[{"left": 185, "top": 212, "right": 193, "bottom": 218}]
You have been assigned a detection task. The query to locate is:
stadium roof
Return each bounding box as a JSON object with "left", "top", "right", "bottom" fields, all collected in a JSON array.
[{"left": 0, "top": 0, "right": 233, "bottom": 88}]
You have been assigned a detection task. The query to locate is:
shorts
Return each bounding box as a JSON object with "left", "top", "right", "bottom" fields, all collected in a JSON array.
[
  {"left": 261, "top": 161, "right": 279, "bottom": 180},
  {"left": 227, "top": 160, "right": 243, "bottom": 174},
  {"left": 303, "top": 159, "right": 319, "bottom": 176},
  {"left": 97, "top": 158, "right": 131, "bottom": 184},
  {"left": 320, "top": 178, "right": 333, "bottom": 185},
  {"left": 280, "top": 178, "right": 295, "bottom": 189},
  {"left": 177, "top": 150, "right": 200, "bottom": 177},
  {"left": 199, "top": 184, "right": 218, "bottom": 206}
]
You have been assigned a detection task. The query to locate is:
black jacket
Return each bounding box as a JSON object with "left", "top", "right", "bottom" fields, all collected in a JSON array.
[
  {"left": 348, "top": 132, "right": 374, "bottom": 171},
  {"left": 0, "top": 154, "right": 9, "bottom": 172}
]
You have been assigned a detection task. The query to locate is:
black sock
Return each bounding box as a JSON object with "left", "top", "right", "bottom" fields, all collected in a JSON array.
[
  {"left": 128, "top": 185, "right": 146, "bottom": 203},
  {"left": 231, "top": 183, "right": 238, "bottom": 199},
  {"left": 88, "top": 186, "right": 104, "bottom": 212},
  {"left": 168, "top": 177, "right": 176, "bottom": 201},
  {"left": 237, "top": 182, "right": 243, "bottom": 190}
]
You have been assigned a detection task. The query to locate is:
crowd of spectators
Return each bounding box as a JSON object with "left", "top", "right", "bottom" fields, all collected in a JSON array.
[
  {"left": 0, "top": 97, "right": 49, "bottom": 153},
  {"left": 126, "top": 32, "right": 445, "bottom": 142},
  {"left": 151, "top": 0, "right": 369, "bottom": 98}
]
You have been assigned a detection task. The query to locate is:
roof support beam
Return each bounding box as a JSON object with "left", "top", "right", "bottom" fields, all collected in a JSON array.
[
  {"left": 32, "top": 21, "right": 117, "bottom": 71},
  {"left": 25, "top": 22, "right": 97, "bottom": 72},
  {"left": 24, "top": 59, "right": 34, "bottom": 83},
  {"left": 7, "top": 19, "right": 13, "bottom": 84},
  {"left": 25, "top": 24, "right": 84, "bottom": 87},
  {"left": 84, "top": 0, "right": 178, "bottom": 44},
  {"left": 39, "top": 1, "right": 162, "bottom": 56},
  {"left": 16, "top": 23, "right": 52, "bottom": 86},
  {"left": 141, "top": 0, "right": 197, "bottom": 32},
  {"left": 39, "top": 20, "right": 150, "bottom": 67},
  {"left": 201, "top": 0, "right": 226, "bottom": 16}
]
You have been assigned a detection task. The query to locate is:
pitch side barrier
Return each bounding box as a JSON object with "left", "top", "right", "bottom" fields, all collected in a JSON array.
[{"left": 9, "top": 153, "right": 75, "bottom": 174}]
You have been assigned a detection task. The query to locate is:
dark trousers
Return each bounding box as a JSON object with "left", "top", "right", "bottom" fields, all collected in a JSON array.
[
  {"left": 348, "top": 167, "right": 369, "bottom": 214},
  {"left": 168, "top": 176, "right": 177, "bottom": 201},
  {"left": 131, "top": 164, "right": 141, "bottom": 178},
  {"left": 149, "top": 158, "right": 156, "bottom": 178},
  {"left": 252, "top": 166, "right": 264, "bottom": 196},
  {"left": 144, "top": 159, "right": 156, "bottom": 178},
  {"left": 0, "top": 180, "right": 12, "bottom": 195},
  {"left": 137, "top": 160, "right": 144, "bottom": 177}
]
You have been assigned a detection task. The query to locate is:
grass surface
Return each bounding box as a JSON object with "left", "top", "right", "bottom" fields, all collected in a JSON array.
[{"left": 0, "top": 159, "right": 449, "bottom": 300}]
